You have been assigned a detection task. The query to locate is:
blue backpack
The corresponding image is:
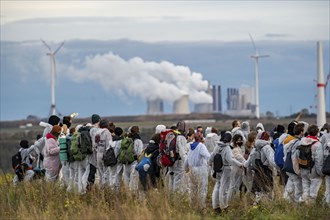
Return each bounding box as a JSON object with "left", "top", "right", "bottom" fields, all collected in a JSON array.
[{"left": 274, "top": 138, "right": 284, "bottom": 169}]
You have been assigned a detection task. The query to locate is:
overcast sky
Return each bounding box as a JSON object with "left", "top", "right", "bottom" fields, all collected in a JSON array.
[{"left": 1, "top": 1, "right": 329, "bottom": 42}]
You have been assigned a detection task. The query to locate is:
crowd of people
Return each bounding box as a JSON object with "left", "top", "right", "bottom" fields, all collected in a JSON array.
[{"left": 11, "top": 114, "right": 330, "bottom": 214}]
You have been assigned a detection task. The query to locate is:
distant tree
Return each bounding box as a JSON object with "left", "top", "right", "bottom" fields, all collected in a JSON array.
[
  {"left": 26, "top": 115, "right": 39, "bottom": 121},
  {"left": 301, "top": 108, "right": 310, "bottom": 116},
  {"left": 266, "top": 111, "right": 274, "bottom": 119}
]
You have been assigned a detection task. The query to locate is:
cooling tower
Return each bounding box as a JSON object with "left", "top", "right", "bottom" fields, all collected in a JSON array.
[
  {"left": 147, "top": 99, "right": 164, "bottom": 115},
  {"left": 173, "top": 95, "right": 190, "bottom": 114},
  {"left": 194, "top": 103, "right": 212, "bottom": 113}
]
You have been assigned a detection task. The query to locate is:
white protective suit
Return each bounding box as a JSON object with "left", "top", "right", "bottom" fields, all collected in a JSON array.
[
  {"left": 297, "top": 136, "right": 323, "bottom": 202},
  {"left": 96, "top": 128, "right": 113, "bottom": 188},
  {"left": 184, "top": 141, "right": 210, "bottom": 209},
  {"left": 211, "top": 142, "right": 242, "bottom": 210},
  {"left": 122, "top": 137, "right": 143, "bottom": 192},
  {"left": 227, "top": 146, "right": 246, "bottom": 201},
  {"left": 283, "top": 137, "right": 302, "bottom": 202},
  {"left": 108, "top": 137, "right": 123, "bottom": 191},
  {"left": 12, "top": 146, "right": 37, "bottom": 186},
  {"left": 167, "top": 135, "right": 188, "bottom": 193}
]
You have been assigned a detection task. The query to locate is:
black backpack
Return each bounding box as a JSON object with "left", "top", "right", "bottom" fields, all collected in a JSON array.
[
  {"left": 297, "top": 141, "right": 317, "bottom": 169},
  {"left": 213, "top": 150, "right": 224, "bottom": 173},
  {"left": 103, "top": 147, "right": 117, "bottom": 166},
  {"left": 322, "top": 148, "right": 330, "bottom": 175},
  {"left": 12, "top": 151, "right": 22, "bottom": 170}
]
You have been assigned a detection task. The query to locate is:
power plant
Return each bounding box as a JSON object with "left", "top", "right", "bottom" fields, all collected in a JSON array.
[
  {"left": 173, "top": 95, "right": 190, "bottom": 114},
  {"left": 146, "top": 98, "right": 164, "bottom": 115}
]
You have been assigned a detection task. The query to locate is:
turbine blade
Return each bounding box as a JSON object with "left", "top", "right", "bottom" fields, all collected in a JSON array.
[
  {"left": 53, "top": 41, "right": 65, "bottom": 55},
  {"left": 41, "top": 39, "right": 52, "bottom": 52},
  {"left": 248, "top": 33, "right": 257, "bottom": 53}
]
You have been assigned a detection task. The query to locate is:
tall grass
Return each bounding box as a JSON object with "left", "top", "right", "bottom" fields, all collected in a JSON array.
[{"left": 0, "top": 173, "right": 329, "bottom": 219}]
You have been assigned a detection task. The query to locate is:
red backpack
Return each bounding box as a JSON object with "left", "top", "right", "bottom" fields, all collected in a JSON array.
[{"left": 158, "top": 129, "right": 179, "bottom": 167}]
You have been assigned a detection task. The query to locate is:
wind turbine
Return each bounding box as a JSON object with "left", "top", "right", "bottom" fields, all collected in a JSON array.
[
  {"left": 41, "top": 39, "right": 65, "bottom": 116},
  {"left": 249, "top": 33, "right": 269, "bottom": 119}
]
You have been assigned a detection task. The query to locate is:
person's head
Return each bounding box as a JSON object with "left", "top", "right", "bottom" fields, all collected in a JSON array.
[
  {"left": 196, "top": 125, "right": 203, "bottom": 133},
  {"left": 211, "top": 127, "right": 218, "bottom": 134},
  {"left": 194, "top": 132, "right": 204, "bottom": 142},
  {"left": 91, "top": 114, "right": 101, "bottom": 125},
  {"left": 51, "top": 125, "right": 62, "bottom": 138},
  {"left": 287, "top": 120, "right": 298, "bottom": 136},
  {"left": 187, "top": 128, "right": 195, "bottom": 141},
  {"left": 20, "top": 139, "right": 29, "bottom": 149},
  {"left": 275, "top": 124, "right": 285, "bottom": 134},
  {"left": 259, "top": 131, "right": 270, "bottom": 141},
  {"left": 321, "top": 123, "right": 330, "bottom": 133},
  {"left": 130, "top": 126, "right": 140, "bottom": 135},
  {"left": 108, "top": 122, "right": 115, "bottom": 133},
  {"left": 114, "top": 127, "right": 123, "bottom": 137},
  {"left": 221, "top": 132, "right": 232, "bottom": 143},
  {"left": 232, "top": 134, "right": 243, "bottom": 147},
  {"left": 69, "top": 127, "right": 76, "bottom": 135},
  {"left": 246, "top": 131, "right": 257, "bottom": 149},
  {"left": 177, "top": 121, "right": 186, "bottom": 135},
  {"left": 241, "top": 121, "right": 250, "bottom": 131},
  {"left": 307, "top": 124, "right": 319, "bottom": 137},
  {"left": 99, "top": 119, "right": 109, "bottom": 129},
  {"left": 294, "top": 123, "right": 305, "bottom": 136},
  {"left": 62, "top": 116, "right": 72, "bottom": 129},
  {"left": 48, "top": 115, "right": 60, "bottom": 126},
  {"left": 232, "top": 120, "right": 241, "bottom": 128},
  {"left": 155, "top": 124, "right": 166, "bottom": 134},
  {"left": 150, "top": 133, "right": 161, "bottom": 145}
]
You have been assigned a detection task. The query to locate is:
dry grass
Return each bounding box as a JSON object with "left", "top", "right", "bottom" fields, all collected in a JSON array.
[{"left": 0, "top": 173, "right": 329, "bottom": 220}]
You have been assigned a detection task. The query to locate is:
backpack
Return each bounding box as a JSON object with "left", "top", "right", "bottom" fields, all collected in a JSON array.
[
  {"left": 12, "top": 151, "right": 22, "bottom": 171},
  {"left": 78, "top": 126, "right": 93, "bottom": 155},
  {"left": 11, "top": 151, "right": 32, "bottom": 181},
  {"left": 322, "top": 147, "right": 330, "bottom": 175},
  {"left": 59, "top": 137, "right": 68, "bottom": 161},
  {"left": 103, "top": 147, "right": 117, "bottom": 166},
  {"left": 135, "top": 153, "right": 152, "bottom": 172},
  {"left": 297, "top": 141, "right": 317, "bottom": 169},
  {"left": 158, "top": 129, "right": 179, "bottom": 167},
  {"left": 118, "top": 137, "right": 135, "bottom": 164},
  {"left": 274, "top": 138, "right": 285, "bottom": 169},
  {"left": 213, "top": 150, "right": 224, "bottom": 173},
  {"left": 59, "top": 136, "right": 75, "bottom": 162},
  {"left": 282, "top": 140, "right": 299, "bottom": 174},
  {"left": 70, "top": 132, "right": 86, "bottom": 161},
  {"left": 250, "top": 147, "right": 264, "bottom": 171}
]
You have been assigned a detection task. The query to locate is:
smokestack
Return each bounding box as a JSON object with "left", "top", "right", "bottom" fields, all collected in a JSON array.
[
  {"left": 173, "top": 95, "right": 190, "bottom": 114},
  {"left": 316, "top": 41, "right": 326, "bottom": 127}
]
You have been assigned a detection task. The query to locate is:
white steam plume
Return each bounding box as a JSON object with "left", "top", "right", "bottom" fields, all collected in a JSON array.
[{"left": 68, "top": 52, "right": 212, "bottom": 103}]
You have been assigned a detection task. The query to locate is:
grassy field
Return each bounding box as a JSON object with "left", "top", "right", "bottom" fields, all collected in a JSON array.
[{"left": 0, "top": 172, "right": 329, "bottom": 220}]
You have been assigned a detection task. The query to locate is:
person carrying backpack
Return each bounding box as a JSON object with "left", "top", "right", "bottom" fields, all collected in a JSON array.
[
  {"left": 136, "top": 133, "right": 161, "bottom": 191},
  {"left": 108, "top": 127, "right": 124, "bottom": 192},
  {"left": 80, "top": 114, "right": 100, "bottom": 193},
  {"left": 12, "top": 140, "right": 37, "bottom": 186},
  {"left": 210, "top": 132, "right": 242, "bottom": 214},
  {"left": 294, "top": 124, "right": 323, "bottom": 203},
  {"left": 120, "top": 126, "right": 144, "bottom": 192},
  {"left": 244, "top": 131, "right": 277, "bottom": 205},
  {"left": 166, "top": 121, "right": 188, "bottom": 193},
  {"left": 95, "top": 119, "right": 113, "bottom": 188},
  {"left": 282, "top": 122, "right": 304, "bottom": 203},
  {"left": 322, "top": 140, "right": 330, "bottom": 204}
]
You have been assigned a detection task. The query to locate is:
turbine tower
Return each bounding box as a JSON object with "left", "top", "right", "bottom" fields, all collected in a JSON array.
[
  {"left": 249, "top": 33, "right": 269, "bottom": 119},
  {"left": 41, "top": 39, "right": 65, "bottom": 116},
  {"left": 316, "top": 41, "right": 326, "bottom": 127}
]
